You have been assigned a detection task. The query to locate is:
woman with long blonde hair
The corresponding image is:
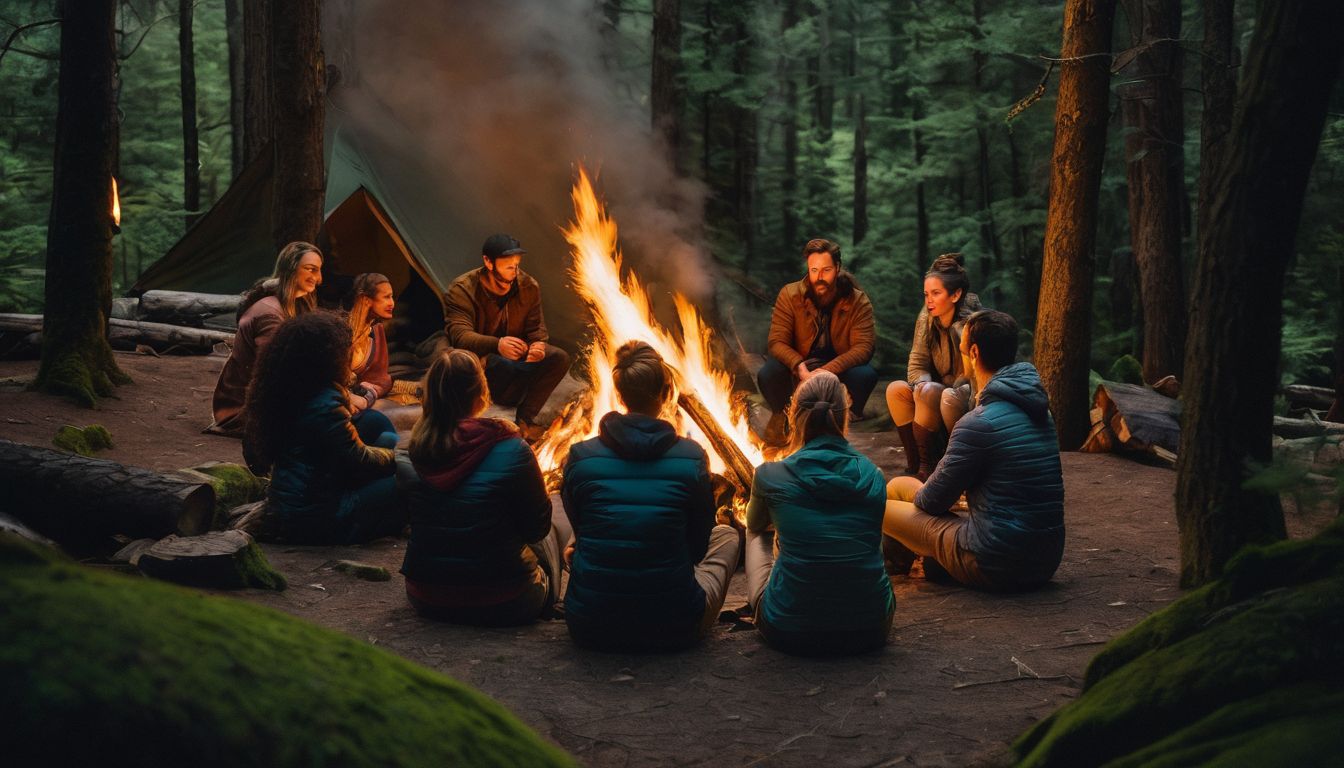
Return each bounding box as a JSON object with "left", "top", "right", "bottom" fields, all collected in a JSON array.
[
  {"left": 397, "top": 349, "right": 569, "bottom": 626},
  {"left": 208, "top": 241, "right": 323, "bottom": 436},
  {"left": 346, "top": 272, "right": 395, "bottom": 412},
  {"left": 744, "top": 370, "right": 894, "bottom": 656}
]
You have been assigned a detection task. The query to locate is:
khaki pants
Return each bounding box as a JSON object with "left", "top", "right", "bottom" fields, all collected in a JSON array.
[
  {"left": 694, "top": 525, "right": 743, "bottom": 634},
  {"left": 882, "top": 476, "right": 990, "bottom": 589}
]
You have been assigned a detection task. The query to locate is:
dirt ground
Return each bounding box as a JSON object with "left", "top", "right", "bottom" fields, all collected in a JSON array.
[{"left": 0, "top": 351, "right": 1334, "bottom": 767}]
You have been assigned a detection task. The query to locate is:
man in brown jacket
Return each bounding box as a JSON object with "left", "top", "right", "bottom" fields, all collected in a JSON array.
[
  {"left": 758, "top": 238, "right": 877, "bottom": 439},
  {"left": 443, "top": 234, "right": 570, "bottom": 441}
]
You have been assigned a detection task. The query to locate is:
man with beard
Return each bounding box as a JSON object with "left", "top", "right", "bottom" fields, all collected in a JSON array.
[
  {"left": 443, "top": 233, "right": 570, "bottom": 442},
  {"left": 757, "top": 238, "right": 877, "bottom": 444}
]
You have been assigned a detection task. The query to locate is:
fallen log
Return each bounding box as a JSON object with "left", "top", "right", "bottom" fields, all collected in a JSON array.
[
  {"left": 1272, "top": 414, "right": 1344, "bottom": 439},
  {"left": 0, "top": 440, "right": 214, "bottom": 549},
  {"left": 1281, "top": 384, "right": 1335, "bottom": 411},
  {"left": 677, "top": 391, "right": 756, "bottom": 493},
  {"left": 1081, "top": 381, "right": 1181, "bottom": 456},
  {"left": 0, "top": 313, "right": 234, "bottom": 353},
  {"left": 136, "top": 530, "right": 286, "bottom": 590},
  {"left": 139, "top": 290, "right": 241, "bottom": 326}
]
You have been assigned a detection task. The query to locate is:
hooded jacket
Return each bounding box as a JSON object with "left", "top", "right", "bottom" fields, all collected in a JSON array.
[
  {"left": 745, "top": 435, "right": 894, "bottom": 633},
  {"left": 397, "top": 421, "right": 551, "bottom": 589},
  {"left": 915, "top": 362, "right": 1065, "bottom": 588},
  {"left": 561, "top": 411, "right": 717, "bottom": 639}
]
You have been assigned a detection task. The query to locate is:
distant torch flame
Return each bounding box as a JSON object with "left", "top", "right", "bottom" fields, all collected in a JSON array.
[
  {"left": 532, "top": 168, "right": 763, "bottom": 481},
  {"left": 111, "top": 176, "right": 121, "bottom": 227}
]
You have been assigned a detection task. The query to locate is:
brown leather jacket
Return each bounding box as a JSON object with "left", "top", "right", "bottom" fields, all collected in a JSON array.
[
  {"left": 443, "top": 267, "right": 549, "bottom": 358},
  {"left": 767, "top": 274, "right": 875, "bottom": 374}
]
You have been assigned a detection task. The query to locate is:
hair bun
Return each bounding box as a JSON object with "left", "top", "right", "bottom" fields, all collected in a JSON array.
[
  {"left": 930, "top": 253, "right": 965, "bottom": 273},
  {"left": 614, "top": 340, "right": 658, "bottom": 370}
]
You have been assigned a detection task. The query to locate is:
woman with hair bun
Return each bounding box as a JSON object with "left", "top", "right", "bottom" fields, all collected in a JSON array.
[
  {"left": 884, "top": 254, "right": 980, "bottom": 479},
  {"left": 744, "top": 371, "right": 894, "bottom": 656},
  {"left": 561, "top": 340, "right": 741, "bottom": 652}
]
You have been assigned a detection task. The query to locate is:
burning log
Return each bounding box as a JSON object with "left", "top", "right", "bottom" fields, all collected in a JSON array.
[{"left": 678, "top": 391, "right": 755, "bottom": 493}]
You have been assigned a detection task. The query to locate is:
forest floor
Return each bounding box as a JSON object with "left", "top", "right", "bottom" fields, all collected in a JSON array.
[{"left": 0, "top": 350, "right": 1335, "bottom": 767}]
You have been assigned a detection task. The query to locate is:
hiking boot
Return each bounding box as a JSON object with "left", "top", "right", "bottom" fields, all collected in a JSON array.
[
  {"left": 896, "top": 423, "right": 919, "bottom": 476},
  {"left": 763, "top": 410, "right": 789, "bottom": 447}
]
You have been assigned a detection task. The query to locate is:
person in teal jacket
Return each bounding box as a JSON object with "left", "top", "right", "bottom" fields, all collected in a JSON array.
[
  {"left": 745, "top": 370, "right": 895, "bottom": 656},
  {"left": 884, "top": 310, "right": 1065, "bottom": 591},
  {"left": 397, "top": 349, "right": 570, "bottom": 626},
  {"left": 561, "top": 341, "right": 741, "bottom": 652},
  {"left": 243, "top": 312, "right": 400, "bottom": 544}
]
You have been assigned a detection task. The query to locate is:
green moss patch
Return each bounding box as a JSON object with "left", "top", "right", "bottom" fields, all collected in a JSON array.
[
  {"left": 1013, "top": 519, "right": 1344, "bottom": 767},
  {"left": 1106, "top": 355, "right": 1144, "bottom": 386},
  {"left": 0, "top": 533, "right": 574, "bottom": 767},
  {"left": 52, "top": 424, "right": 113, "bottom": 456},
  {"left": 186, "top": 462, "right": 269, "bottom": 529}
]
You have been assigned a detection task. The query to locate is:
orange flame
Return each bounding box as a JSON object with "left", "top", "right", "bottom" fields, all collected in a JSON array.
[
  {"left": 533, "top": 168, "right": 763, "bottom": 479},
  {"left": 111, "top": 176, "right": 121, "bottom": 227}
]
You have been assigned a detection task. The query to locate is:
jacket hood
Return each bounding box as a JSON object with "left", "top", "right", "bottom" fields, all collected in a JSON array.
[
  {"left": 598, "top": 411, "right": 681, "bottom": 460},
  {"left": 783, "top": 435, "right": 884, "bottom": 502},
  {"left": 980, "top": 362, "right": 1051, "bottom": 422}
]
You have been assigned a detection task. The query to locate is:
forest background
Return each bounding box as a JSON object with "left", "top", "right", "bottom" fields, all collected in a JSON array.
[{"left": 1, "top": 0, "right": 1340, "bottom": 389}]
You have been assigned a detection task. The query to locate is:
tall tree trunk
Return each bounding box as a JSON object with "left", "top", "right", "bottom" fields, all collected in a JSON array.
[
  {"left": 1034, "top": 0, "right": 1116, "bottom": 449},
  {"left": 225, "top": 0, "right": 244, "bottom": 178},
  {"left": 972, "top": 0, "right": 1003, "bottom": 307},
  {"left": 600, "top": 0, "right": 623, "bottom": 72},
  {"left": 731, "top": 6, "right": 757, "bottom": 274},
  {"left": 1119, "top": 0, "right": 1185, "bottom": 383},
  {"left": 700, "top": 2, "right": 713, "bottom": 180},
  {"left": 911, "top": 22, "right": 929, "bottom": 273},
  {"left": 811, "top": 4, "right": 833, "bottom": 137},
  {"left": 781, "top": 0, "right": 800, "bottom": 259},
  {"left": 853, "top": 94, "right": 868, "bottom": 247},
  {"left": 1175, "top": 0, "right": 1344, "bottom": 587},
  {"left": 1196, "top": 0, "right": 1235, "bottom": 243},
  {"left": 242, "top": 0, "right": 272, "bottom": 166},
  {"left": 269, "top": 0, "right": 324, "bottom": 248},
  {"left": 178, "top": 0, "right": 200, "bottom": 230},
  {"left": 35, "top": 0, "right": 129, "bottom": 406},
  {"left": 1008, "top": 129, "right": 1038, "bottom": 328},
  {"left": 651, "top": 0, "right": 685, "bottom": 174}
]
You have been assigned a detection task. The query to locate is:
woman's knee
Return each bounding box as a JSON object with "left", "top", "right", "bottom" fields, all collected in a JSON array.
[
  {"left": 886, "top": 380, "right": 914, "bottom": 423},
  {"left": 886, "top": 475, "right": 923, "bottom": 502}
]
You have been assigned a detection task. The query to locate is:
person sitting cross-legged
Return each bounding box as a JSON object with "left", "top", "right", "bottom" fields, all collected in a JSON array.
[
  {"left": 561, "top": 341, "right": 741, "bottom": 652},
  {"left": 744, "top": 370, "right": 895, "bottom": 657},
  {"left": 883, "top": 310, "right": 1065, "bottom": 591},
  {"left": 397, "top": 349, "right": 571, "bottom": 626}
]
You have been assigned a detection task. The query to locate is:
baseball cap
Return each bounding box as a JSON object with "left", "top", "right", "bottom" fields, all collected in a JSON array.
[{"left": 482, "top": 233, "right": 527, "bottom": 259}]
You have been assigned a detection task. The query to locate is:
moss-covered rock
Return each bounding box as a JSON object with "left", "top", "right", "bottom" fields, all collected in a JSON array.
[
  {"left": 1012, "top": 518, "right": 1344, "bottom": 767},
  {"left": 52, "top": 423, "right": 113, "bottom": 456},
  {"left": 1106, "top": 355, "right": 1144, "bottom": 386},
  {"left": 0, "top": 533, "right": 575, "bottom": 767}
]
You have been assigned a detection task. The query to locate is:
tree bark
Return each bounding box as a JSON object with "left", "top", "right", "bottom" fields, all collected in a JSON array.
[
  {"left": 269, "top": 0, "right": 325, "bottom": 248},
  {"left": 242, "top": 0, "right": 272, "bottom": 167},
  {"left": 1008, "top": 126, "right": 1038, "bottom": 329},
  {"left": 179, "top": 0, "right": 201, "bottom": 229},
  {"left": 730, "top": 6, "right": 757, "bottom": 273},
  {"left": 0, "top": 440, "right": 214, "bottom": 550},
  {"left": 853, "top": 94, "right": 868, "bottom": 247},
  {"left": 972, "top": 0, "right": 1003, "bottom": 308},
  {"left": 811, "top": 6, "right": 833, "bottom": 137},
  {"left": 34, "top": 0, "right": 129, "bottom": 407},
  {"left": 651, "top": 0, "right": 685, "bottom": 174},
  {"left": 1195, "top": 0, "right": 1235, "bottom": 232},
  {"left": 780, "top": 0, "right": 800, "bottom": 260},
  {"left": 1034, "top": 0, "right": 1116, "bottom": 449},
  {"left": 225, "top": 0, "right": 245, "bottom": 178},
  {"left": 1175, "top": 0, "right": 1344, "bottom": 587},
  {"left": 1119, "top": 0, "right": 1185, "bottom": 383}
]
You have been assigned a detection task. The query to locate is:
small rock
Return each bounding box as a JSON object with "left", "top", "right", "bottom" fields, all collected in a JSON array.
[
  {"left": 804, "top": 686, "right": 823, "bottom": 697},
  {"left": 332, "top": 559, "right": 391, "bottom": 582}
]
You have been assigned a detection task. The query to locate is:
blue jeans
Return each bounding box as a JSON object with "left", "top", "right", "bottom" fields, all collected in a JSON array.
[
  {"left": 352, "top": 408, "right": 399, "bottom": 448},
  {"left": 757, "top": 357, "right": 878, "bottom": 417},
  {"left": 483, "top": 345, "right": 571, "bottom": 425}
]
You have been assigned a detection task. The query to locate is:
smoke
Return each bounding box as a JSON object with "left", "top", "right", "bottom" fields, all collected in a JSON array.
[{"left": 322, "top": 0, "right": 712, "bottom": 343}]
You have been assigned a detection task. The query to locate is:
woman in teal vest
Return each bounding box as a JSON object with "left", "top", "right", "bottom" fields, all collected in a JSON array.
[{"left": 745, "top": 370, "right": 895, "bottom": 655}]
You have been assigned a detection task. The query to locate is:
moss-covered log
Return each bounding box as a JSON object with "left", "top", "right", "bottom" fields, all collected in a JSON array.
[
  {"left": 136, "top": 531, "right": 286, "bottom": 590},
  {"left": 33, "top": 0, "right": 129, "bottom": 406},
  {"left": 0, "top": 534, "right": 574, "bottom": 766},
  {"left": 1012, "top": 518, "right": 1344, "bottom": 767}
]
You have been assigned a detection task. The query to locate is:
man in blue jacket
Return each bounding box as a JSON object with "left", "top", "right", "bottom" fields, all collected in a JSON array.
[{"left": 883, "top": 309, "right": 1065, "bottom": 591}]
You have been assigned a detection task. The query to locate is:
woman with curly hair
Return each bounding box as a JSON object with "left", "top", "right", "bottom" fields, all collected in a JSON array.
[
  {"left": 744, "top": 371, "right": 894, "bottom": 656},
  {"left": 397, "top": 349, "right": 570, "bottom": 625},
  {"left": 243, "top": 311, "right": 401, "bottom": 544},
  {"left": 209, "top": 241, "right": 323, "bottom": 436},
  {"left": 884, "top": 254, "right": 980, "bottom": 479}
]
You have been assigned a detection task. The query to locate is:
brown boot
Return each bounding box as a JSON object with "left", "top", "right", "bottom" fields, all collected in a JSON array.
[
  {"left": 763, "top": 410, "right": 790, "bottom": 447},
  {"left": 912, "top": 423, "right": 936, "bottom": 482},
  {"left": 896, "top": 422, "right": 920, "bottom": 476}
]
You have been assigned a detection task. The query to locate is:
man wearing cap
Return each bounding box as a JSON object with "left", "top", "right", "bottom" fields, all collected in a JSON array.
[
  {"left": 443, "top": 234, "right": 571, "bottom": 441},
  {"left": 757, "top": 237, "right": 878, "bottom": 444}
]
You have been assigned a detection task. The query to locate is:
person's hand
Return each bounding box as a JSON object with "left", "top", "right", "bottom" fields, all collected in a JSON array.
[
  {"left": 796, "top": 362, "right": 814, "bottom": 382},
  {"left": 563, "top": 543, "right": 576, "bottom": 568},
  {"left": 358, "top": 382, "right": 378, "bottom": 400},
  {"left": 526, "top": 341, "right": 546, "bottom": 363},
  {"left": 497, "top": 336, "right": 527, "bottom": 360},
  {"left": 349, "top": 393, "right": 369, "bottom": 412}
]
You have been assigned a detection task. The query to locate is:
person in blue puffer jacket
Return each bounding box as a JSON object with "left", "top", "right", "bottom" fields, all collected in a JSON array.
[
  {"left": 243, "top": 312, "right": 401, "bottom": 544},
  {"left": 745, "top": 370, "right": 895, "bottom": 656},
  {"left": 561, "top": 341, "right": 741, "bottom": 652},
  {"left": 884, "top": 309, "right": 1065, "bottom": 591},
  {"left": 397, "top": 349, "right": 570, "bottom": 626}
]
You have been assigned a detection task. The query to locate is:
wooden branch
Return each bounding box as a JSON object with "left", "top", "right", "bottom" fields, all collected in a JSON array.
[
  {"left": 0, "top": 312, "right": 233, "bottom": 352},
  {"left": 677, "top": 392, "right": 755, "bottom": 493},
  {"left": 0, "top": 17, "right": 60, "bottom": 69},
  {"left": 0, "top": 440, "right": 214, "bottom": 549}
]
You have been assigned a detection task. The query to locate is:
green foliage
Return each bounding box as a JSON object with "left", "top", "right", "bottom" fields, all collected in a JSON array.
[
  {"left": 189, "top": 462, "right": 269, "bottom": 529},
  {"left": 0, "top": 532, "right": 575, "bottom": 767},
  {"left": 1013, "top": 518, "right": 1344, "bottom": 767},
  {"left": 1106, "top": 354, "right": 1143, "bottom": 385},
  {"left": 52, "top": 423, "right": 114, "bottom": 456}
]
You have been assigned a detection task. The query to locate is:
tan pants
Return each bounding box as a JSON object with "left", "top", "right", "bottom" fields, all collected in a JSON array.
[
  {"left": 694, "top": 525, "right": 743, "bottom": 634},
  {"left": 882, "top": 476, "right": 990, "bottom": 589}
]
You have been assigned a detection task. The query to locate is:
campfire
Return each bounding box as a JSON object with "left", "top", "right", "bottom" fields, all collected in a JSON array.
[
  {"left": 533, "top": 169, "right": 764, "bottom": 507},
  {"left": 111, "top": 176, "right": 121, "bottom": 230}
]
